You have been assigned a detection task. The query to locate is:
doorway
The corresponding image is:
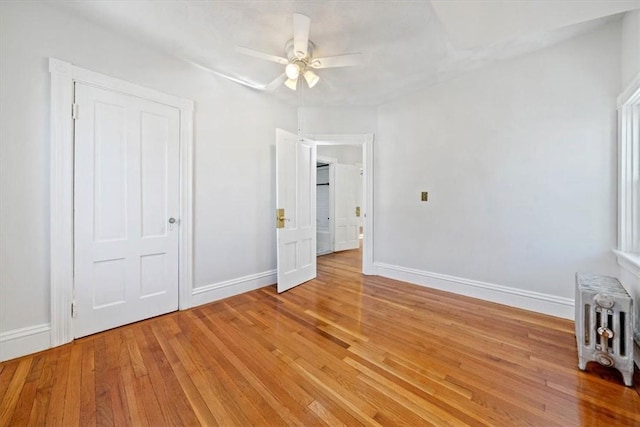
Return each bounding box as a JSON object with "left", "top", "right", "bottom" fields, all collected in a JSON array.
[
  {"left": 313, "top": 134, "right": 373, "bottom": 275},
  {"left": 316, "top": 158, "right": 335, "bottom": 256}
]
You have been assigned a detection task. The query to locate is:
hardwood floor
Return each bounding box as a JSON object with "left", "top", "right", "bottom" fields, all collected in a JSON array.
[{"left": 1, "top": 248, "right": 639, "bottom": 426}]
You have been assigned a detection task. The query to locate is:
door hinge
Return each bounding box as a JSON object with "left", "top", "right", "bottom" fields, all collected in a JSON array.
[
  {"left": 72, "top": 103, "right": 78, "bottom": 120},
  {"left": 71, "top": 301, "right": 77, "bottom": 318}
]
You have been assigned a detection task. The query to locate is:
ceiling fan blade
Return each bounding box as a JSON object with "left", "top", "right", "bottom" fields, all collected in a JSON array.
[
  {"left": 236, "top": 46, "right": 289, "bottom": 65},
  {"left": 265, "top": 73, "right": 287, "bottom": 91},
  {"left": 293, "top": 13, "right": 310, "bottom": 58},
  {"left": 187, "top": 60, "right": 285, "bottom": 92},
  {"left": 310, "top": 53, "right": 363, "bottom": 69}
]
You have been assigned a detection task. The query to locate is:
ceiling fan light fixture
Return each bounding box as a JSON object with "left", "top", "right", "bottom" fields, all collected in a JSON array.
[
  {"left": 303, "top": 70, "right": 319, "bottom": 88},
  {"left": 284, "top": 78, "right": 298, "bottom": 91},
  {"left": 285, "top": 63, "right": 300, "bottom": 80},
  {"left": 235, "top": 14, "right": 363, "bottom": 92}
]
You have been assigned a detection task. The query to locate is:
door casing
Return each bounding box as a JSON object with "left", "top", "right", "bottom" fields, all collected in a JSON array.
[
  {"left": 49, "top": 58, "right": 194, "bottom": 346},
  {"left": 308, "top": 133, "right": 374, "bottom": 275}
]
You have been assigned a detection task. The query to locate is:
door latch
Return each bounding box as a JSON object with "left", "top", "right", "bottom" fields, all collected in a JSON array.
[{"left": 276, "top": 208, "right": 287, "bottom": 228}]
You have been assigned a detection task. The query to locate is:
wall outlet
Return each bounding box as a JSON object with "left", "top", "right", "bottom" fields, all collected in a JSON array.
[{"left": 421, "top": 191, "right": 428, "bottom": 201}]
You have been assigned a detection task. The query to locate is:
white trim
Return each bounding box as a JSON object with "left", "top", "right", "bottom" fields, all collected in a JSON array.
[
  {"left": 309, "top": 133, "right": 375, "bottom": 275},
  {"left": 618, "top": 72, "right": 640, "bottom": 254},
  {"left": 616, "top": 69, "right": 640, "bottom": 368},
  {"left": 373, "top": 262, "right": 574, "bottom": 319},
  {"left": 317, "top": 155, "right": 338, "bottom": 164},
  {"left": 618, "top": 71, "right": 640, "bottom": 108},
  {"left": 49, "top": 58, "right": 74, "bottom": 347},
  {"left": 49, "top": 58, "right": 194, "bottom": 347},
  {"left": 614, "top": 249, "right": 640, "bottom": 279},
  {"left": 192, "top": 270, "right": 276, "bottom": 306},
  {"left": 179, "top": 100, "right": 195, "bottom": 310},
  {"left": 0, "top": 324, "right": 51, "bottom": 362},
  {"left": 307, "top": 133, "right": 372, "bottom": 145}
]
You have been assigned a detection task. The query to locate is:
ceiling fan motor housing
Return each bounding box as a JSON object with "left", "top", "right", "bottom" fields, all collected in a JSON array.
[{"left": 285, "top": 38, "right": 314, "bottom": 63}]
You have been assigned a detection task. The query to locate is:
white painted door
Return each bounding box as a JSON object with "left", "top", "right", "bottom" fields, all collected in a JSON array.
[
  {"left": 74, "top": 83, "right": 180, "bottom": 338},
  {"left": 334, "top": 164, "right": 360, "bottom": 252},
  {"left": 276, "top": 129, "right": 317, "bottom": 292}
]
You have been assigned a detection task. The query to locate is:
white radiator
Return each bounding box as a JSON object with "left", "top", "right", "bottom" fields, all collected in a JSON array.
[{"left": 575, "top": 273, "right": 634, "bottom": 387}]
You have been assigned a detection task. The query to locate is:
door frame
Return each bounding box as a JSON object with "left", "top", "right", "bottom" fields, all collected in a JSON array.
[
  {"left": 49, "top": 58, "right": 194, "bottom": 346},
  {"left": 306, "top": 133, "right": 374, "bottom": 275}
]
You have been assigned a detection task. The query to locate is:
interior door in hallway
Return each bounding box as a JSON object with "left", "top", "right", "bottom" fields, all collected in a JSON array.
[
  {"left": 276, "top": 129, "right": 317, "bottom": 292},
  {"left": 73, "top": 83, "right": 180, "bottom": 338},
  {"left": 334, "top": 163, "right": 360, "bottom": 251}
]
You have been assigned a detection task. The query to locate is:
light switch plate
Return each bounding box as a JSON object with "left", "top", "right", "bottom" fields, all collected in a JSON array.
[{"left": 421, "top": 191, "right": 428, "bottom": 202}]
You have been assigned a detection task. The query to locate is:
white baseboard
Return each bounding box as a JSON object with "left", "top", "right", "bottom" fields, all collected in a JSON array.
[
  {"left": 192, "top": 269, "right": 276, "bottom": 307},
  {"left": 373, "top": 262, "right": 574, "bottom": 319},
  {"left": 0, "top": 323, "right": 51, "bottom": 362},
  {"left": 0, "top": 269, "right": 276, "bottom": 361}
]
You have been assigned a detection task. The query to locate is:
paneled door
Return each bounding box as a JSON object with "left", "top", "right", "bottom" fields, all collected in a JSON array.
[
  {"left": 334, "top": 164, "right": 360, "bottom": 251},
  {"left": 73, "top": 83, "right": 180, "bottom": 338},
  {"left": 276, "top": 129, "right": 317, "bottom": 292}
]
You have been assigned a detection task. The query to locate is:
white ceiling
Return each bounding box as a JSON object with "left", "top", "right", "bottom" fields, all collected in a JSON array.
[{"left": 55, "top": 0, "right": 639, "bottom": 106}]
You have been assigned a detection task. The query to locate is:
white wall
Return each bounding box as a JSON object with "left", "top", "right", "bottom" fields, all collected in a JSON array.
[
  {"left": 375, "top": 21, "right": 621, "bottom": 318},
  {"left": 0, "top": 1, "right": 296, "bottom": 357},
  {"left": 622, "top": 9, "right": 640, "bottom": 90},
  {"left": 301, "top": 106, "right": 377, "bottom": 136}
]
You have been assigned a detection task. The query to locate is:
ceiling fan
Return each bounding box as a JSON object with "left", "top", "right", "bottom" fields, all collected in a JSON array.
[{"left": 236, "top": 13, "right": 363, "bottom": 91}]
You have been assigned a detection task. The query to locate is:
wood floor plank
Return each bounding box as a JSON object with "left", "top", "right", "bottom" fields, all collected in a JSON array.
[
  {"left": 0, "top": 360, "right": 19, "bottom": 405},
  {"left": 178, "top": 317, "right": 289, "bottom": 426},
  {"left": 130, "top": 326, "right": 165, "bottom": 427},
  {"left": 188, "top": 312, "right": 308, "bottom": 426},
  {"left": 44, "top": 348, "right": 70, "bottom": 426},
  {"left": 137, "top": 323, "right": 200, "bottom": 426},
  {"left": 118, "top": 331, "right": 146, "bottom": 427},
  {"left": 168, "top": 335, "right": 234, "bottom": 426},
  {"left": 61, "top": 343, "right": 82, "bottom": 426},
  {"left": 78, "top": 339, "right": 97, "bottom": 427},
  {"left": 0, "top": 358, "right": 32, "bottom": 425},
  {"left": 92, "top": 336, "right": 115, "bottom": 426},
  {"left": 194, "top": 310, "right": 327, "bottom": 426},
  {"left": 1, "top": 247, "right": 639, "bottom": 425},
  {"left": 26, "top": 350, "right": 57, "bottom": 426},
  {"left": 7, "top": 376, "right": 37, "bottom": 427}
]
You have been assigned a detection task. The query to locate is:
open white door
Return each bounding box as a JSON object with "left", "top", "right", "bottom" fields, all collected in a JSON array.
[
  {"left": 276, "top": 129, "right": 317, "bottom": 292},
  {"left": 334, "top": 164, "right": 360, "bottom": 251}
]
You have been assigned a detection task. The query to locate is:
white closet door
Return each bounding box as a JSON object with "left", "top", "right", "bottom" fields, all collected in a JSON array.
[
  {"left": 74, "top": 83, "right": 180, "bottom": 338},
  {"left": 334, "top": 164, "right": 360, "bottom": 252}
]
